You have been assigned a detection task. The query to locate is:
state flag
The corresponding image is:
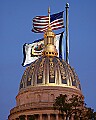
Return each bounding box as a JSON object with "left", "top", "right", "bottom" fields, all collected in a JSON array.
[{"left": 22, "top": 32, "right": 64, "bottom": 66}]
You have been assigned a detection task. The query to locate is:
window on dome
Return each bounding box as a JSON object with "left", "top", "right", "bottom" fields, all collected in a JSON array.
[
  {"left": 49, "top": 70, "right": 55, "bottom": 83},
  {"left": 79, "top": 84, "right": 81, "bottom": 90},
  {"left": 72, "top": 80, "right": 76, "bottom": 86},
  {"left": 49, "top": 76, "right": 55, "bottom": 83},
  {"left": 37, "top": 69, "right": 43, "bottom": 84},
  {"left": 27, "top": 78, "right": 31, "bottom": 86},
  {"left": 49, "top": 59, "right": 55, "bottom": 83},
  {"left": 62, "top": 78, "right": 67, "bottom": 84},
  {"left": 37, "top": 79, "right": 42, "bottom": 84},
  {"left": 37, "top": 73, "right": 43, "bottom": 84},
  {"left": 20, "top": 82, "right": 23, "bottom": 89}
]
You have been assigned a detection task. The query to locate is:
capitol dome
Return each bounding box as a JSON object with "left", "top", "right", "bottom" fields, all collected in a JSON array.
[{"left": 20, "top": 56, "right": 81, "bottom": 91}]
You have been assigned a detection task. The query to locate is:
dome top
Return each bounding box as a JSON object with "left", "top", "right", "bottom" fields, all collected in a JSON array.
[{"left": 19, "top": 56, "right": 81, "bottom": 91}]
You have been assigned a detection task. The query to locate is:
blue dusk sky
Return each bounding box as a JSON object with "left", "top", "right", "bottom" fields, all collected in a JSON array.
[{"left": 0, "top": 0, "right": 96, "bottom": 120}]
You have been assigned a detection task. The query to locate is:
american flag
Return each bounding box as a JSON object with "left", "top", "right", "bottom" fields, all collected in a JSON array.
[{"left": 32, "top": 11, "right": 64, "bottom": 33}]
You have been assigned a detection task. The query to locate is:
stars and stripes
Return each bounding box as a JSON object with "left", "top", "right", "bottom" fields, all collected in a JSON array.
[{"left": 32, "top": 11, "right": 64, "bottom": 33}]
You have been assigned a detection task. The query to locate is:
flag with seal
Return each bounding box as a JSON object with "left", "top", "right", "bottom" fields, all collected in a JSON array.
[{"left": 22, "top": 32, "right": 64, "bottom": 66}]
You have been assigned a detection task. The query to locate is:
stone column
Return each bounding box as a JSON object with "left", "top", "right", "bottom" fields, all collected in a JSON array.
[
  {"left": 71, "top": 115, "right": 74, "bottom": 120},
  {"left": 56, "top": 114, "right": 59, "bottom": 120},
  {"left": 40, "top": 114, "right": 42, "bottom": 120},
  {"left": 64, "top": 116, "right": 67, "bottom": 120},
  {"left": 48, "top": 114, "right": 50, "bottom": 120},
  {"left": 25, "top": 115, "right": 27, "bottom": 120}
]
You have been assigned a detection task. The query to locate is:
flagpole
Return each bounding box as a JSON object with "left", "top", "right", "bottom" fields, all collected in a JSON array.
[
  {"left": 48, "top": 7, "right": 50, "bottom": 26},
  {"left": 65, "top": 3, "right": 69, "bottom": 63}
]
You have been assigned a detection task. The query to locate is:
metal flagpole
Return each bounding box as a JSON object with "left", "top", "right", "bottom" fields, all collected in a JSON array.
[
  {"left": 65, "top": 3, "right": 69, "bottom": 63},
  {"left": 48, "top": 7, "right": 50, "bottom": 26}
]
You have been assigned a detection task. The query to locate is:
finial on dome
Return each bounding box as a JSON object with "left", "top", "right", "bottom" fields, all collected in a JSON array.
[{"left": 42, "top": 8, "right": 58, "bottom": 57}]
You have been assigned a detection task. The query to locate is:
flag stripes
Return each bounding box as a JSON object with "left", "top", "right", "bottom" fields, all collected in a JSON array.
[{"left": 32, "top": 11, "right": 64, "bottom": 33}]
